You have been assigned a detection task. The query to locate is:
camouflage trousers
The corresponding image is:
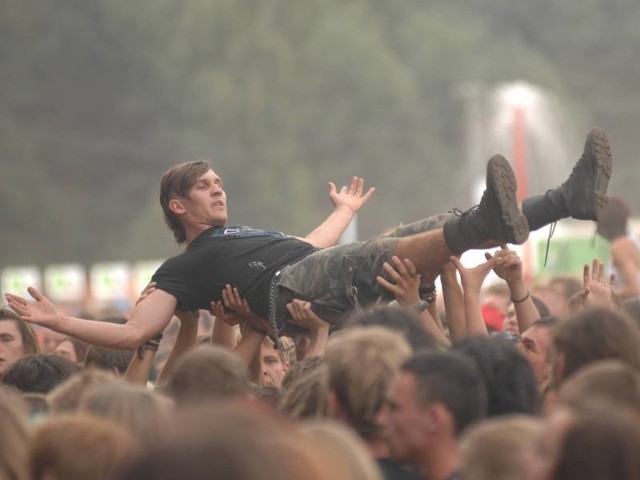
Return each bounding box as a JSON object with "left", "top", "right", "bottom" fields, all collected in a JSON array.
[{"left": 275, "top": 212, "right": 453, "bottom": 330}]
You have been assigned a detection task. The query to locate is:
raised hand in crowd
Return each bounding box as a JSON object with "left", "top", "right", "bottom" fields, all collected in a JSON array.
[
  {"left": 327, "top": 176, "right": 376, "bottom": 214},
  {"left": 486, "top": 245, "right": 540, "bottom": 333},
  {"left": 377, "top": 256, "right": 451, "bottom": 346},
  {"left": 450, "top": 255, "right": 496, "bottom": 337},
  {"left": 579, "top": 259, "right": 617, "bottom": 309},
  {"left": 5, "top": 287, "right": 60, "bottom": 328},
  {"left": 285, "top": 299, "right": 330, "bottom": 359}
]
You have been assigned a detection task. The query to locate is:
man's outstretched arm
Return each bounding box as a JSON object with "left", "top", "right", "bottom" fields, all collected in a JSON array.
[
  {"left": 5, "top": 287, "right": 176, "bottom": 349},
  {"left": 302, "top": 176, "right": 375, "bottom": 248}
]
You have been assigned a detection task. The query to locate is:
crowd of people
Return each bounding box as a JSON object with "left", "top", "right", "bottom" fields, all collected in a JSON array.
[{"left": 3, "top": 126, "right": 640, "bottom": 480}]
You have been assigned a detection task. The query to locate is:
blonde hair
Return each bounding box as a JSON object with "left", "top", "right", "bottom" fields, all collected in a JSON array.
[
  {"left": 48, "top": 368, "right": 117, "bottom": 414},
  {"left": 299, "top": 420, "right": 383, "bottom": 480},
  {"left": 460, "top": 415, "right": 544, "bottom": 480},
  {"left": 0, "top": 388, "right": 31, "bottom": 480},
  {"left": 324, "top": 327, "right": 411, "bottom": 436}
]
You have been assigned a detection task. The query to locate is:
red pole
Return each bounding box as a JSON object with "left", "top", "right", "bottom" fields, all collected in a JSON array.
[{"left": 512, "top": 106, "right": 532, "bottom": 283}]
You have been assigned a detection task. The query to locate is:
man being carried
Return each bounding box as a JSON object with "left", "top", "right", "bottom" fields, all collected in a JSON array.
[{"left": 6, "top": 128, "right": 612, "bottom": 349}]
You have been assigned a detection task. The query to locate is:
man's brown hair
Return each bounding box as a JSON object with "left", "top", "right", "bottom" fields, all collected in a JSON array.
[{"left": 159, "top": 160, "right": 212, "bottom": 244}]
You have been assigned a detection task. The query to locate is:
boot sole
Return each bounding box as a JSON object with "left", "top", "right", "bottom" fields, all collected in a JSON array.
[
  {"left": 487, "top": 155, "right": 530, "bottom": 244},
  {"left": 585, "top": 127, "right": 613, "bottom": 220}
]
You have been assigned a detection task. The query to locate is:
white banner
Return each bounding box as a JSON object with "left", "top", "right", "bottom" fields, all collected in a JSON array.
[
  {"left": 1, "top": 266, "right": 42, "bottom": 299},
  {"left": 44, "top": 264, "right": 87, "bottom": 303},
  {"left": 90, "top": 262, "right": 131, "bottom": 302}
]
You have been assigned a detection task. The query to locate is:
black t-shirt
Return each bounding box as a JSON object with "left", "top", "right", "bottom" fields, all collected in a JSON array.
[{"left": 152, "top": 226, "right": 318, "bottom": 317}]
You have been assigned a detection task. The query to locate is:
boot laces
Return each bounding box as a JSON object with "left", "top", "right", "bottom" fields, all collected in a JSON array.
[{"left": 543, "top": 221, "right": 556, "bottom": 267}]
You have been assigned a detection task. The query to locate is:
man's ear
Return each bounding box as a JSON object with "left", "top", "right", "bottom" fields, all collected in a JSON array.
[
  {"left": 169, "top": 198, "right": 186, "bottom": 215},
  {"left": 425, "top": 402, "right": 454, "bottom": 435}
]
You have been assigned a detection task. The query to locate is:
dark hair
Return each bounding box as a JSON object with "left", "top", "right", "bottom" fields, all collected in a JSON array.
[
  {"left": 84, "top": 346, "right": 134, "bottom": 375},
  {"left": 554, "top": 308, "right": 640, "bottom": 383},
  {"left": 402, "top": 351, "right": 487, "bottom": 436},
  {"left": 347, "top": 306, "right": 439, "bottom": 352},
  {"left": 0, "top": 308, "right": 41, "bottom": 355},
  {"left": 159, "top": 160, "right": 212, "bottom": 244},
  {"left": 597, "top": 196, "right": 631, "bottom": 240},
  {"left": 453, "top": 337, "right": 540, "bottom": 416},
  {"left": 1, "top": 354, "right": 80, "bottom": 393},
  {"left": 531, "top": 295, "right": 551, "bottom": 318}
]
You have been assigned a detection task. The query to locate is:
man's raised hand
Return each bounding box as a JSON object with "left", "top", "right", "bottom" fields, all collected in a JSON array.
[
  {"left": 328, "top": 176, "right": 375, "bottom": 214},
  {"left": 5, "top": 287, "right": 59, "bottom": 327}
]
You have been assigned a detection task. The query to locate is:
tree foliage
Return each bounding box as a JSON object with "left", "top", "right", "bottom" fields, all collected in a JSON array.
[{"left": 1, "top": 0, "right": 639, "bottom": 265}]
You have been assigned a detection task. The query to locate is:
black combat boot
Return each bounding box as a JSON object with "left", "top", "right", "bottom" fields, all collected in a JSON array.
[
  {"left": 444, "top": 155, "right": 529, "bottom": 255},
  {"left": 522, "top": 127, "right": 612, "bottom": 231}
]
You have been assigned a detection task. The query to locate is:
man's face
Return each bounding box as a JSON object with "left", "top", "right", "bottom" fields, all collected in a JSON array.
[
  {"left": 54, "top": 339, "right": 78, "bottom": 364},
  {"left": 180, "top": 170, "right": 228, "bottom": 227},
  {"left": 503, "top": 304, "right": 519, "bottom": 336},
  {"left": 517, "top": 326, "right": 552, "bottom": 386},
  {"left": 377, "top": 372, "right": 429, "bottom": 465},
  {"left": 0, "top": 320, "right": 26, "bottom": 375},
  {"left": 259, "top": 342, "right": 289, "bottom": 388}
]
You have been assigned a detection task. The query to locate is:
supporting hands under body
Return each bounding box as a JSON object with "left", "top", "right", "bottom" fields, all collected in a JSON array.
[
  {"left": 376, "top": 256, "right": 451, "bottom": 346},
  {"left": 285, "top": 299, "right": 330, "bottom": 359}
]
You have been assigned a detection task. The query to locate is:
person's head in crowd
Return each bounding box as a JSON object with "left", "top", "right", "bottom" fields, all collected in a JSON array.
[
  {"left": 38, "top": 328, "right": 67, "bottom": 354},
  {"left": 482, "top": 283, "right": 511, "bottom": 316},
  {"left": 531, "top": 294, "right": 551, "bottom": 318},
  {"left": 251, "top": 384, "right": 281, "bottom": 410},
  {"left": 552, "top": 307, "right": 640, "bottom": 385},
  {"left": 597, "top": 195, "right": 631, "bottom": 241},
  {"left": 22, "top": 392, "right": 50, "bottom": 419},
  {"left": 279, "top": 356, "right": 329, "bottom": 420},
  {"left": 84, "top": 346, "right": 134, "bottom": 376},
  {"left": 529, "top": 401, "right": 640, "bottom": 480},
  {"left": 517, "top": 316, "right": 559, "bottom": 388},
  {"left": 253, "top": 336, "right": 292, "bottom": 388},
  {"left": 78, "top": 383, "right": 173, "bottom": 446},
  {"left": 347, "top": 306, "right": 439, "bottom": 352},
  {"left": 0, "top": 388, "right": 31, "bottom": 480},
  {"left": 481, "top": 303, "right": 505, "bottom": 333},
  {"left": 120, "top": 403, "right": 328, "bottom": 480},
  {"left": 323, "top": 327, "right": 411, "bottom": 443},
  {"left": 48, "top": 368, "right": 117, "bottom": 414},
  {"left": 0, "top": 307, "right": 40, "bottom": 376},
  {"left": 54, "top": 336, "right": 89, "bottom": 365},
  {"left": 1, "top": 353, "right": 80, "bottom": 393},
  {"left": 558, "top": 359, "right": 640, "bottom": 415},
  {"left": 453, "top": 337, "right": 540, "bottom": 416},
  {"left": 29, "top": 415, "right": 139, "bottom": 480},
  {"left": 538, "top": 276, "right": 583, "bottom": 319},
  {"left": 299, "top": 420, "right": 383, "bottom": 480},
  {"left": 161, "top": 344, "right": 250, "bottom": 407},
  {"left": 460, "top": 415, "right": 543, "bottom": 480},
  {"left": 501, "top": 303, "right": 519, "bottom": 337},
  {"left": 377, "top": 351, "right": 487, "bottom": 479}
]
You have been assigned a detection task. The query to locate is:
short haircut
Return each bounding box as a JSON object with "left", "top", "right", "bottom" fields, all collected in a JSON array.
[
  {"left": 453, "top": 337, "right": 540, "bottom": 416},
  {"left": 597, "top": 196, "right": 631, "bottom": 240},
  {"left": 159, "top": 160, "right": 212, "bottom": 244},
  {"left": 84, "top": 346, "right": 134, "bottom": 375},
  {"left": 402, "top": 351, "right": 487, "bottom": 436},
  {"left": 324, "top": 327, "right": 412, "bottom": 437},
  {"left": 0, "top": 308, "right": 41, "bottom": 355},
  {"left": 48, "top": 369, "right": 118, "bottom": 414},
  {"left": 1, "top": 354, "right": 80, "bottom": 394},
  {"left": 30, "top": 415, "right": 138, "bottom": 480},
  {"left": 553, "top": 308, "right": 640, "bottom": 383},
  {"left": 161, "top": 344, "right": 249, "bottom": 406},
  {"left": 279, "top": 357, "right": 329, "bottom": 420}
]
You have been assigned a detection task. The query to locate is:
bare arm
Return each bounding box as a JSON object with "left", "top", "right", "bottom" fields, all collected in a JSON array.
[
  {"left": 302, "top": 177, "right": 375, "bottom": 248},
  {"left": 376, "top": 256, "right": 451, "bottom": 347},
  {"left": 157, "top": 311, "right": 200, "bottom": 385},
  {"left": 441, "top": 261, "right": 466, "bottom": 342},
  {"left": 611, "top": 238, "right": 640, "bottom": 299},
  {"left": 6, "top": 287, "right": 176, "bottom": 349},
  {"left": 450, "top": 256, "right": 492, "bottom": 338},
  {"left": 286, "top": 299, "right": 330, "bottom": 359},
  {"left": 487, "top": 246, "right": 540, "bottom": 334}
]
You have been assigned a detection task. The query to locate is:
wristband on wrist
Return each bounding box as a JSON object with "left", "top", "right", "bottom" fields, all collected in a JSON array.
[
  {"left": 411, "top": 300, "right": 430, "bottom": 313},
  {"left": 511, "top": 292, "right": 530, "bottom": 304},
  {"left": 419, "top": 285, "right": 437, "bottom": 305},
  {"left": 136, "top": 335, "right": 162, "bottom": 360}
]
